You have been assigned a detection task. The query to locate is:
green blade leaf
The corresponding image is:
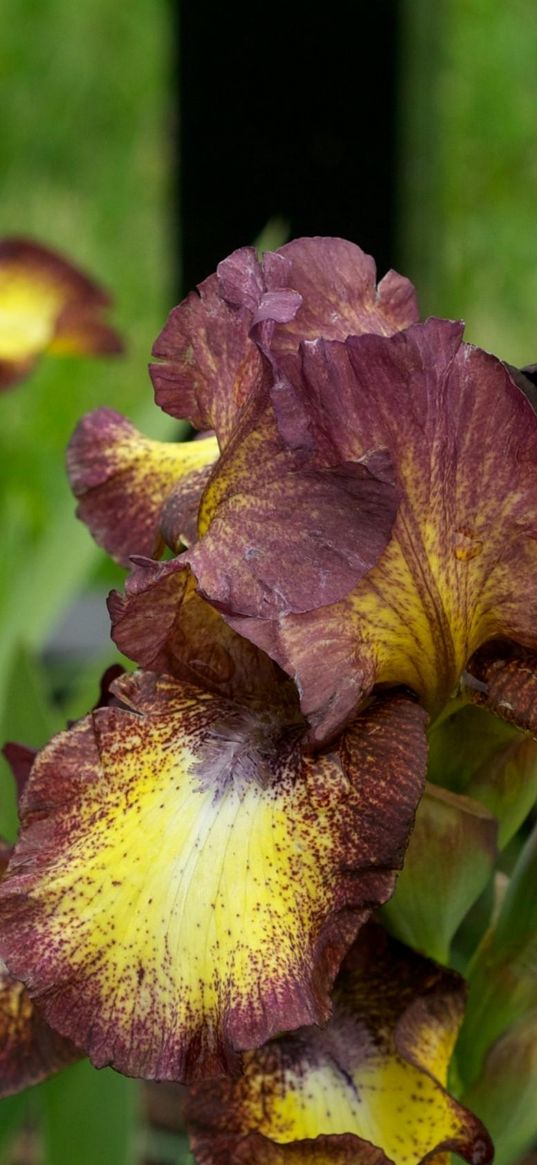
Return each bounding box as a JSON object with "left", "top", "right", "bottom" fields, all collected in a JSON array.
[
  {"left": 381, "top": 782, "right": 497, "bottom": 963},
  {"left": 457, "top": 819, "right": 537, "bottom": 1086},
  {"left": 428, "top": 703, "right": 537, "bottom": 848},
  {"left": 463, "top": 1008, "right": 537, "bottom": 1165}
]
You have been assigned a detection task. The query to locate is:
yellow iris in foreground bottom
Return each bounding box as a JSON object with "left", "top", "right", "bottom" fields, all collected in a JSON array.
[{"left": 187, "top": 924, "right": 493, "bottom": 1165}]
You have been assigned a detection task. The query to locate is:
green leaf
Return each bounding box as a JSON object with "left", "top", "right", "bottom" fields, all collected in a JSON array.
[
  {"left": 255, "top": 216, "right": 289, "bottom": 254},
  {"left": 0, "top": 1092, "right": 34, "bottom": 1162},
  {"left": 463, "top": 1008, "right": 537, "bottom": 1165},
  {"left": 428, "top": 703, "right": 537, "bottom": 848},
  {"left": 38, "top": 1061, "right": 139, "bottom": 1165},
  {"left": 457, "top": 819, "right": 537, "bottom": 1086},
  {"left": 381, "top": 783, "right": 497, "bottom": 963}
]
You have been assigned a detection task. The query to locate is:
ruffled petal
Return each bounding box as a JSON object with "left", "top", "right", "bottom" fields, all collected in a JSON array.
[
  {"left": 267, "top": 237, "right": 419, "bottom": 368},
  {"left": 0, "top": 238, "right": 122, "bottom": 389},
  {"left": 67, "top": 407, "right": 218, "bottom": 563},
  {"left": 204, "top": 318, "right": 537, "bottom": 740},
  {"left": 464, "top": 641, "right": 537, "bottom": 734},
  {"left": 186, "top": 925, "right": 492, "bottom": 1165},
  {"left": 109, "top": 560, "right": 290, "bottom": 705},
  {"left": 150, "top": 272, "right": 265, "bottom": 446},
  {"left": 0, "top": 679, "right": 426, "bottom": 1082},
  {"left": 149, "top": 238, "right": 418, "bottom": 449}
]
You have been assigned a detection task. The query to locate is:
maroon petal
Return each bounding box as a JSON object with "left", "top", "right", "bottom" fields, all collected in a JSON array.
[
  {"left": 268, "top": 236, "right": 419, "bottom": 367},
  {"left": 109, "top": 558, "right": 296, "bottom": 707},
  {"left": 150, "top": 273, "right": 265, "bottom": 446},
  {"left": 2, "top": 744, "right": 37, "bottom": 800},
  {"left": 67, "top": 407, "right": 218, "bottom": 563},
  {"left": 203, "top": 318, "right": 537, "bottom": 741},
  {"left": 187, "top": 392, "right": 398, "bottom": 619},
  {"left": 465, "top": 642, "right": 537, "bottom": 734},
  {"left": 0, "top": 968, "right": 80, "bottom": 1097},
  {"left": 0, "top": 684, "right": 426, "bottom": 1082}
]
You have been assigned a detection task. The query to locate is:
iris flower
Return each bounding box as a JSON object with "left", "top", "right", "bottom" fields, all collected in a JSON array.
[
  {"left": 97, "top": 236, "right": 537, "bottom": 749},
  {"left": 0, "top": 237, "right": 123, "bottom": 389},
  {"left": 0, "top": 238, "right": 527, "bottom": 1164}
]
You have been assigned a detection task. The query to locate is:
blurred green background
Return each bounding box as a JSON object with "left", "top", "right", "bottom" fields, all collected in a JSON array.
[{"left": 1, "top": 0, "right": 537, "bottom": 1161}]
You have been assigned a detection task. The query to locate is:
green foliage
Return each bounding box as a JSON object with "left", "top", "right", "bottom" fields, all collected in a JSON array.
[
  {"left": 0, "top": 643, "right": 61, "bottom": 841},
  {"left": 428, "top": 703, "right": 537, "bottom": 848},
  {"left": 0, "top": 1, "right": 170, "bottom": 1159},
  {"left": 0, "top": 0, "right": 177, "bottom": 713},
  {"left": 399, "top": 0, "right": 537, "bottom": 363},
  {"left": 463, "top": 1009, "right": 537, "bottom": 1165},
  {"left": 458, "top": 821, "right": 537, "bottom": 1086},
  {"left": 382, "top": 783, "right": 497, "bottom": 963},
  {"left": 38, "top": 1061, "right": 139, "bottom": 1165}
]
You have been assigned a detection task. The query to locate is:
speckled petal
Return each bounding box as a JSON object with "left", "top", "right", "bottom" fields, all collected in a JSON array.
[
  {"left": 187, "top": 925, "right": 492, "bottom": 1165},
  {"left": 149, "top": 238, "right": 417, "bottom": 448},
  {"left": 0, "top": 844, "right": 79, "bottom": 1096},
  {"left": 218, "top": 319, "right": 537, "bottom": 741},
  {"left": 191, "top": 1133, "right": 389, "bottom": 1165},
  {"left": 0, "top": 238, "right": 122, "bottom": 389},
  {"left": 67, "top": 407, "right": 218, "bottom": 563},
  {"left": 0, "top": 967, "right": 80, "bottom": 1097},
  {"left": 465, "top": 642, "right": 537, "bottom": 734},
  {"left": 0, "top": 682, "right": 426, "bottom": 1082}
]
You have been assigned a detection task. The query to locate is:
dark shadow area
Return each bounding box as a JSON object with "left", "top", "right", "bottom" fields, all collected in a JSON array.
[{"left": 179, "top": 0, "right": 399, "bottom": 289}]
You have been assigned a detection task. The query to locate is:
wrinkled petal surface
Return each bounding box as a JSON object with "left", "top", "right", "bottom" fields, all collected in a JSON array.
[
  {"left": 188, "top": 389, "right": 399, "bottom": 618},
  {"left": 187, "top": 925, "right": 492, "bottom": 1165},
  {"left": 109, "top": 560, "right": 290, "bottom": 705},
  {"left": 210, "top": 319, "right": 537, "bottom": 740},
  {"left": 0, "top": 238, "right": 122, "bottom": 388},
  {"left": 149, "top": 238, "right": 417, "bottom": 449},
  {"left": 67, "top": 407, "right": 218, "bottom": 563},
  {"left": 0, "top": 677, "right": 426, "bottom": 1082},
  {"left": 150, "top": 272, "right": 265, "bottom": 446},
  {"left": 262, "top": 236, "right": 419, "bottom": 368},
  {"left": 465, "top": 641, "right": 537, "bottom": 735}
]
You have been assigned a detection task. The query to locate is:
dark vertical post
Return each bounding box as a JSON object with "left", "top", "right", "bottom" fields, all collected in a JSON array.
[{"left": 179, "top": 0, "right": 399, "bottom": 289}]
